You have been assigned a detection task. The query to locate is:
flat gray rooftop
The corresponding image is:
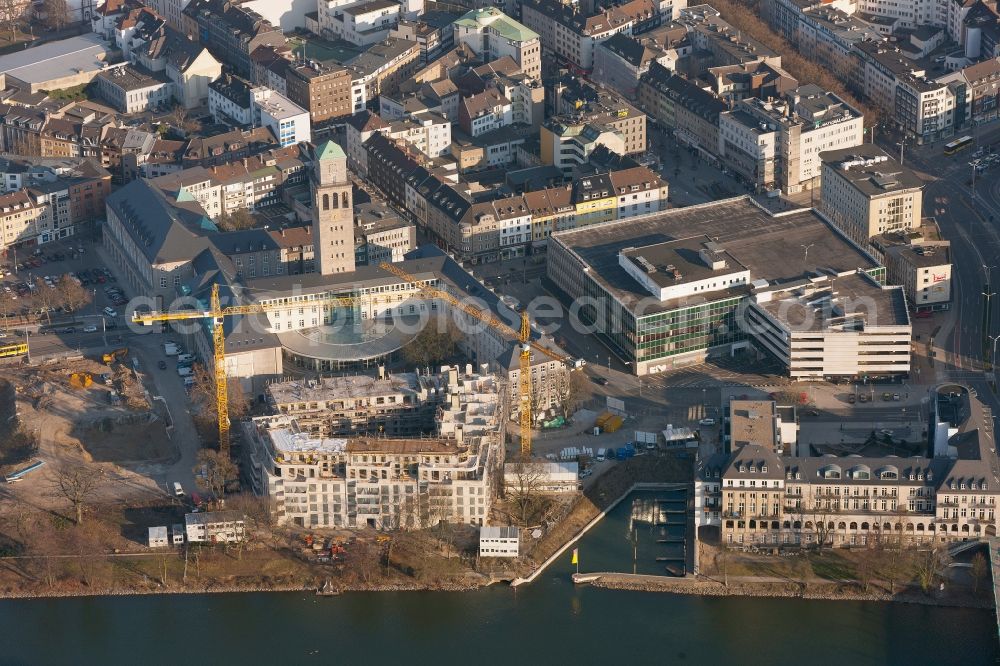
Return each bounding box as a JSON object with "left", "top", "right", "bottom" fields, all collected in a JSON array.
[
  {"left": 552, "top": 196, "right": 879, "bottom": 315},
  {"left": 756, "top": 271, "right": 909, "bottom": 331},
  {"left": 622, "top": 235, "right": 747, "bottom": 289},
  {"left": 1, "top": 34, "right": 109, "bottom": 85}
]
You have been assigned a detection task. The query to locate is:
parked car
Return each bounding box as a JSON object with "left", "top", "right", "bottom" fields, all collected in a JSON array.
[
  {"left": 83, "top": 325, "right": 97, "bottom": 333},
  {"left": 103, "top": 307, "right": 117, "bottom": 318}
]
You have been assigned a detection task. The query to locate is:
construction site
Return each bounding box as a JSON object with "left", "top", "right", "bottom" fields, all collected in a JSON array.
[{"left": 0, "top": 346, "right": 176, "bottom": 505}]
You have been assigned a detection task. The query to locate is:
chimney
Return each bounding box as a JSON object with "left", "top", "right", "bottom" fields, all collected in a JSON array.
[
  {"left": 305, "top": 226, "right": 311, "bottom": 234},
  {"left": 280, "top": 227, "right": 285, "bottom": 237}
]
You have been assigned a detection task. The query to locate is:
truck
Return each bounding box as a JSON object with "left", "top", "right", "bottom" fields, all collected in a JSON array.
[{"left": 596, "top": 448, "right": 606, "bottom": 461}]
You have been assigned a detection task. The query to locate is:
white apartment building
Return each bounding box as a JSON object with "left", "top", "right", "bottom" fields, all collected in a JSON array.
[
  {"left": 386, "top": 114, "right": 452, "bottom": 157},
  {"left": 718, "top": 85, "right": 864, "bottom": 193},
  {"left": 610, "top": 167, "right": 670, "bottom": 219},
  {"left": 252, "top": 88, "right": 311, "bottom": 147},
  {"left": 208, "top": 75, "right": 254, "bottom": 126},
  {"left": 95, "top": 64, "right": 172, "bottom": 114},
  {"left": 743, "top": 271, "right": 912, "bottom": 380},
  {"left": 342, "top": 0, "right": 401, "bottom": 46},
  {"left": 460, "top": 89, "right": 513, "bottom": 137},
  {"left": 246, "top": 367, "right": 504, "bottom": 529},
  {"left": 453, "top": 7, "right": 542, "bottom": 80},
  {"left": 819, "top": 145, "right": 924, "bottom": 244}
]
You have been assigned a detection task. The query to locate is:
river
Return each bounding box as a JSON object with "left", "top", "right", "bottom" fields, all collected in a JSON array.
[{"left": 0, "top": 491, "right": 995, "bottom": 665}]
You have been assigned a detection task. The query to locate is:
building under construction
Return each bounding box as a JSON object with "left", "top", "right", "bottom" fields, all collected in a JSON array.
[{"left": 245, "top": 365, "right": 507, "bottom": 529}]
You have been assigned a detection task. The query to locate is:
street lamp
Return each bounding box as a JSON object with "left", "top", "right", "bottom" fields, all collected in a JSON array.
[{"left": 989, "top": 334, "right": 1000, "bottom": 366}]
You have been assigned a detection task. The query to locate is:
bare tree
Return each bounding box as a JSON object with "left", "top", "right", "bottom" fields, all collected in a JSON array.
[
  {"left": 855, "top": 545, "right": 878, "bottom": 593},
  {"left": 559, "top": 369, "right": 590, "bottom": 418},
  {"left": 54, "top": 277, "right": 92, "bottom": 314},
  {"left": 52, "top": 464, "right": 104, "bottom": 525},
  {"left": 187, "top": 363, "right": 250, "bottom": 442},
  {"left": 193, "top": 448, "right": 238, "bottom": 499},
  {"left": 0, "top": 0, "right": 24, "bottom": 41},
  {"left": 40, "top": 0, "right": 68, "bottom": 30},
  {"left": 914, "top": 545, "right": 951, "bottom": 595},
  {"left": 216, "top": 208, "right": 257, "bottom": 231},
  {"left": 971, "top": 551, "right": 988, "bottom": 595},
  {"left": 504, "top": 460, "right": 546, "bottom": 526},
  {"left": 402, "top": 316, "right": 460, "bottom": 367}
]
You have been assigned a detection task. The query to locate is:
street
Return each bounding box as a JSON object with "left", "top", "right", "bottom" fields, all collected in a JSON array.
[{"left": 886, "top": 122, "right": 1000, "bottom": 417}]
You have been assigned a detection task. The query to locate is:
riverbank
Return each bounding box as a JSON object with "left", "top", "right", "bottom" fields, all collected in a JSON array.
[
  {"left": 0, "top": 576, "right": 494, "bottom": 601},
  {"left": 582, "top": 572, "right": 994, "bottom": 610}
]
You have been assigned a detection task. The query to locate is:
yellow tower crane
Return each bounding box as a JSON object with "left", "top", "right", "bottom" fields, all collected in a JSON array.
[
  {"left": 132, "top": 283, "right": 362, "bottom": 453},
  {"left": 378, "top": 262, "right": 568, "bottom": 458}
]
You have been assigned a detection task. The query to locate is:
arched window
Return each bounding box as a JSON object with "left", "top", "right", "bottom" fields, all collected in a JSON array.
[
  {"left": 861, "top": 522, "right": 870, "bottom": 530},
  {"left": 961, "top": 524, "right": 970, "bottom": 532},
  {"left": 783, "top": 521, "right": 791, "bottom": 529},
  {"left": 331, "top": 193, "right": 339, "bottom": 208},
  {"left": 804, "top": 521, "right": 813, "bottom": 530},
  {"left": 322, "top": 193, "right": 330, "bottom": 210},
  {"left": 793, "top": 520, "right": 802, "bottom": 529},
  {"left": 850, "top": 522, "right": 858, "bottom": 530},
  {"left": 771, "top": 521, "right": 780, "bottom": 530},
  {"left": 916, "top": 523, "right": 925, "bottom": 531},
  {"left": 827, "top": 521, "right": 835, "bottom": 530},
  {"left": 895, "top": 523, "right": 903, "bottom": 531},
  {"left": 905, "top": 524, "right": 914, "bottom": 532},
  {"left": 341, "top": 192, "right": 348, "bottom": 208},
  {"left": 838, "top": 522, "right": 846, "bottom": 530},
  {"left": 884, "top": 522, "right": 891, "bottom": 531}
]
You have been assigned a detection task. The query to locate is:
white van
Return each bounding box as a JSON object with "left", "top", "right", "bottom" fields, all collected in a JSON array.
[
  {"left": 177, "top": 366, "right": 192, "bottom": 377},
  {"left": 164, "top": 343, "right": 179, "bottom": 356},
  {"left": 172, "top": 482, "right": 184, "bottom": 497},
  {"left": 699, "top": 418, "right": 716, "bottom": 426},
  {"left": 596, "top": 448, "right": 606, "bottom": 462},
  {"left": 176, "top": 353, "right": 196, "bottom": 363}
]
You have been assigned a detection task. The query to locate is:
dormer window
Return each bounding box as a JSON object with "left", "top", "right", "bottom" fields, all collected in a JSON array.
[
  {"left": 761, "top": 466, "right": 767, "bottom": 473},
  {"left": 749, "top": 466, "right": 756, "bottom": 473}
]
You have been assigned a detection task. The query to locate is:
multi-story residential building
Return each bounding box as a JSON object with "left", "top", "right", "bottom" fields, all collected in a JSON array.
[
  {"left": 547, "top": 196, "right": 886, "bottom": 375},
  {"left": 182, "top": 0, "right": 285, "bottom": 78},
  {"left": 459, "top": 88, "right": 513, "bottom": 137},
  {"left": 246, "top": 366, "right": 505, "bottom": 529},
  {"left": 152, "top": 145, "right": 306, "bottom": 220},
  {"left": 0, "top": 190, "right": 48, "bottom": 250},
  {"left": 708, "top": 61, "right": 798, "bottom": 105},
  {"left": 263, "top": 370, "right": 450, "bottom": 437},
  {"left": 819, "top": 144, "right": 924, "bottom": 245},
  {"left": 208, "top": 74, "right": 254, "bottom": 125},
  {"left": 284, "top": 61, "right": 354, "bottom": 126},
  {"left": 497, "top": 344, "right": 570, "bottom": 411},
  {"left": 718, "top": 85, "right": 864, "bottom": 194},
  {"left": 872, "top": 233, "right": 952, "bottom": 310},
  {"left": 550, "top": 76, "right": 648, "bottom": 153},
  {"left": 592, "top": 32, "right": 682, "bottom": 97},
  {"left": 334, "top": 0, "right": 401, "bottom": 46},
  {"left": 680, "top": 4, "right": 781, "bottom": 68},
  {"left": 937, "top": 57, "right": 1000, "bottom": 128},
  {"left": 521, "top": 0, "right": 672, "bottom": 74},
  {"left": 698, "top": 384, "right": 999, "bottom": 548},
  {"left": 181, "top": 127, "right": 279, "bottom": 169},
  {"left": 389, "top": 11, "right": 459, "bottom": 64},
  {"left": 609, "top": 166, "right": 670, "bottom": 219},
  {"left": 453, "top": 7, "right": 541, "bottom": 80},
  {"left": 741, "top": 270, "right": 912, "bottom": 379},
  {"left": 251, "top": 88, "right": 311, "bottom": 147},
  {"left": 348, "top": 37, "right": 421, "bottom": 103},
  {"left": 853, "top": 42, "right": 956, "bottom": 143},
  {"left": 345, "top": 111, "right": 391, "bottom": 177},
  {"left": 638, "top": 63, "right": 727, "bottom": 160},
  {"left": 354, "top": 201, "right": 416, "bottom": 264},
  {"left": 95, "top": 64, "right": 172, "bottom": 114},
  {"left": 0, "top": 156, "right": 111, "bottom": 230}
]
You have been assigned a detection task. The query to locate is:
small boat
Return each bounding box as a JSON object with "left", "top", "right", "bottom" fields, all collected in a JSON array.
[
  {"left": 664, "top": 564, "right": 685, "bottom": 577},
  {"left": 316, "top": 580, "right": 340, "bottom": 596}
]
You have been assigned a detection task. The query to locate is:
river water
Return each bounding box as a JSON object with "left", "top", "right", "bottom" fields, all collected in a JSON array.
[{"left": 0, "top": 491, "right": 995, "bottom": 665}]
